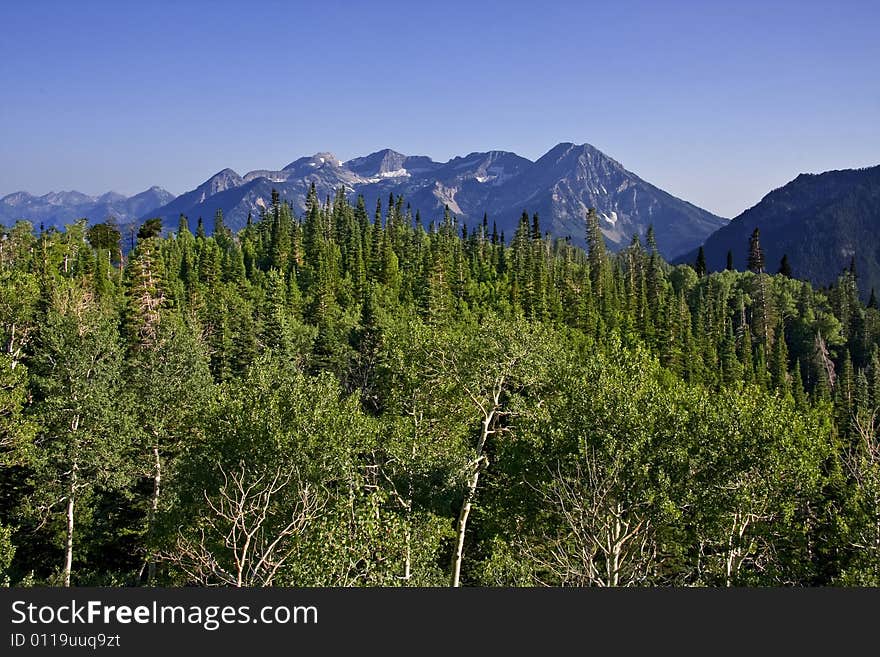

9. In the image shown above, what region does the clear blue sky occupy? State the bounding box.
[1,0,878,217]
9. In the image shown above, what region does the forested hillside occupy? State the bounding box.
[1,185,879,587]
[681,165,880,300]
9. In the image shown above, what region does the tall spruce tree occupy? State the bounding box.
[694,246,707,277]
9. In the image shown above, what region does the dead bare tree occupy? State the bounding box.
[163,463,323,587]
[701,471,775,587]
[527,454,657,587]
[814,331,836,389]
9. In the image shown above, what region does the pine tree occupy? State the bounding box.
[720,323,742,386]
[124,236,166,347]
[778,254,793,278]
[726,250,734,271]
[835,349,855,416]
[791,360,807,408]
[747,227,773,346]
[269,199,292,272]
[349,283,384,410]
[176,214,190,238]
[869,348,880,408]
[694,246,707,277]
[261,268,293,361]
[137,218,163,241]
[586,208,608,301]
[213,209,231,250]
[748,228,765,274]
[770,321,790,395]
[86,220,122,267]
[740,326,755,384]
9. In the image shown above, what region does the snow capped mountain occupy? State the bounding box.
[345,149,409,177]
[345,149,443,181]
[141,144,726,258]
[283,152,344,173]
[434,151,531,185]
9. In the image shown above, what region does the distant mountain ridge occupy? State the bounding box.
[1,143,727,258]
[142,143,727,258]
[0,186,174,230]
[678,165,880,299]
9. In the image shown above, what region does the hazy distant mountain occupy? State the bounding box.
[677,165,880,299]
[0,186,174,229]
[144,143,726,259]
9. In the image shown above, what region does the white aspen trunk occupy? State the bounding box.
[725,513,736,588]
[610,504,623,587]
[403,524,411,582]
[147,443,161,582]
[873,488,880,558]
[63,460,77,588]
[726,510,750,587]
[450,466,481,588]
[403,442,414,582]
[7,323,17,369]
[450,412,493,588]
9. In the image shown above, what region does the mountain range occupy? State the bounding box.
[678,165,880,300]
[0,143,727,259]
[0,187,174,231]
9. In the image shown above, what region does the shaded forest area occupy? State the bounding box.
[1,186,879,586]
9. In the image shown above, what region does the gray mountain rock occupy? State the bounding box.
[143,143,727,258]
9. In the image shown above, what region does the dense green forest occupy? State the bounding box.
[1,185,879,587]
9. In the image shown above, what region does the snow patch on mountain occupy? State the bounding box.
[602,211,618,225]
[379,168,410,179]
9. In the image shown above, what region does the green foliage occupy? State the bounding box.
[1,189,878,586]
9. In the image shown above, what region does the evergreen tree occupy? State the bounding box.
[770,321,790,395]
[748,228,765,274]
[586,209,608,301]
[5,185,880,587]
[778,254,793,278]
[694,246,707,277]
[124,236,166,347]
[137,218,163,241]
[791,360,807,408]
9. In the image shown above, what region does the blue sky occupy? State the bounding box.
[1,0,877,217]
